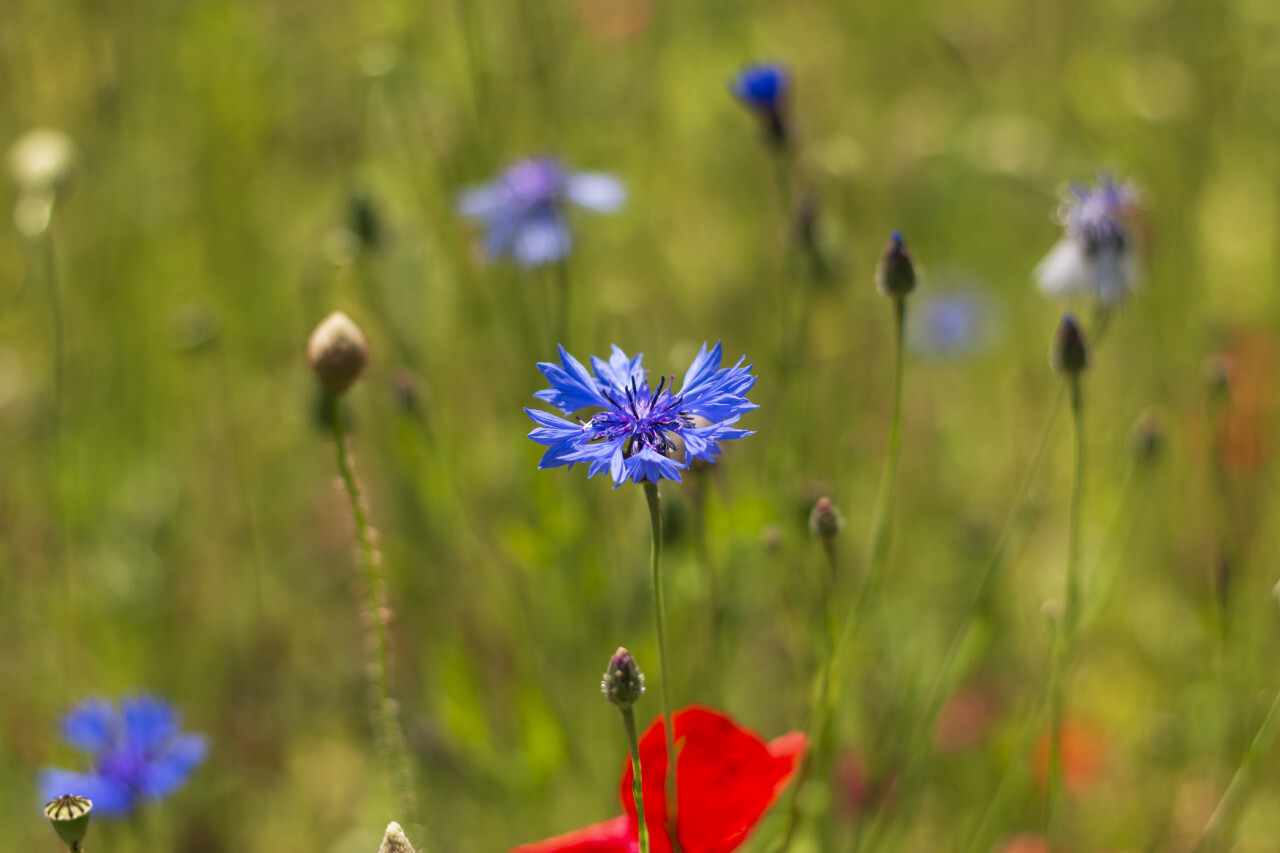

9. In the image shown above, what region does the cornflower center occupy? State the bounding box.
[590,374,694,458]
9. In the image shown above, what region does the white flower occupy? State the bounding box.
[1035,176,1139,307]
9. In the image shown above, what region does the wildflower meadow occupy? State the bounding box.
[4,1,1280,852]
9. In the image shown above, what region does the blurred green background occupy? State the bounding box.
[4,0,1280,851]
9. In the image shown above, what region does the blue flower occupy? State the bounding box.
[457,158,626,268]
[38,695,207,817]
[730,63,789,113]
[730,63,791,147]
[525,342,758,486]
[909,290,1000,358]
[1035,174,1139,306]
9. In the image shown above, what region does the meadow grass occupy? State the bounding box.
[5,1,1280,851]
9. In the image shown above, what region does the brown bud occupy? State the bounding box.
[808,497,843,542]
[876,231,916,298]
[1051,314,1088,375]
[308,311,369,396]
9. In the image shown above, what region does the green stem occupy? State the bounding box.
[859,384,1067,850]
[779,297,908,853]
[775,538,839,853]
[330,403,418,827]
[1192,688,1280,853]
[621,706,651,853]
[643,481,678,851]
[860,296,907,614]
[1046,373,1084,837]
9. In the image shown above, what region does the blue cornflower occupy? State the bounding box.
[457,157,626,268]
[909,290,1000,358]
[1035,175,1139,306]
[730,63,791,147]
[39,695,207,817]
[525,342,758,486]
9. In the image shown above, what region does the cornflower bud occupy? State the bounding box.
[44,794,92,851]
[601,647,645,709]
[1051,314,1088,375]
[1130,408,1164,463]
[808,497,843,542]
[307,311,369,396]
[876,231,917,298]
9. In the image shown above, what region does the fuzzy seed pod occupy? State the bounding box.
[308,311,369,396]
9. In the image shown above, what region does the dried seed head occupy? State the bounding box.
[45,794,92,850]
[601,647,645,709]
[1051,314,1088,375]
[809,497,843,542]
[876,231,917,298]
[308,311,369,396]
[378,822,416,853]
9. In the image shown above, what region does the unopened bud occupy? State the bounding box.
[308,311,369,396]
[1051,314,1088,374]
[809,497,843,542]
[378,821,416,853]
[44,794,92,851]
[601,647,645,709]
[1130,408,1164,462]
[876,231,916,298]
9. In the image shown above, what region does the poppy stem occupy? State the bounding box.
[643,480,679,851]
[1045,373,1084,838]
[331,404,418,829]
[620,705,651,853]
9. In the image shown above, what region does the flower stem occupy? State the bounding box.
[330,402,418,827]
[776,537,839,853]
[621,705,651,853]
[858,384,1067,850]
[1046,373,1084,838]
[859,295,908,615]
[643,481,678,850]
[778,296,909,853]
[1192,687,1280,853]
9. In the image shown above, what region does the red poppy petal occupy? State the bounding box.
[618,706,807,853]
[512,815,638,853]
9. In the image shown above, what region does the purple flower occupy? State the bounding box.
[39,695,207,817]
[457,158,626,268]
[525,343,758,486]
[1035,175,1139,306]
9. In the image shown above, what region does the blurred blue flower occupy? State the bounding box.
[1035,174,1139,306]
[731,63,789,112]
[909,290,1000,358]
[39,695,207,818]
[730,63,791,147]
[457,158,626,268]
[525,342,758,486]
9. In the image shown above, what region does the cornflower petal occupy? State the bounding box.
[61,698,118,754]
[38,768,134,818]
[565,173,627,212]
[137,734,208,799]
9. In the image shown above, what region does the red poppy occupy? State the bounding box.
[514,706,806,853]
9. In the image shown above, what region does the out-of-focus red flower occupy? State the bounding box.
[514,706,805,853]
[1033,718,1107,795]
[997,833,1052,853]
